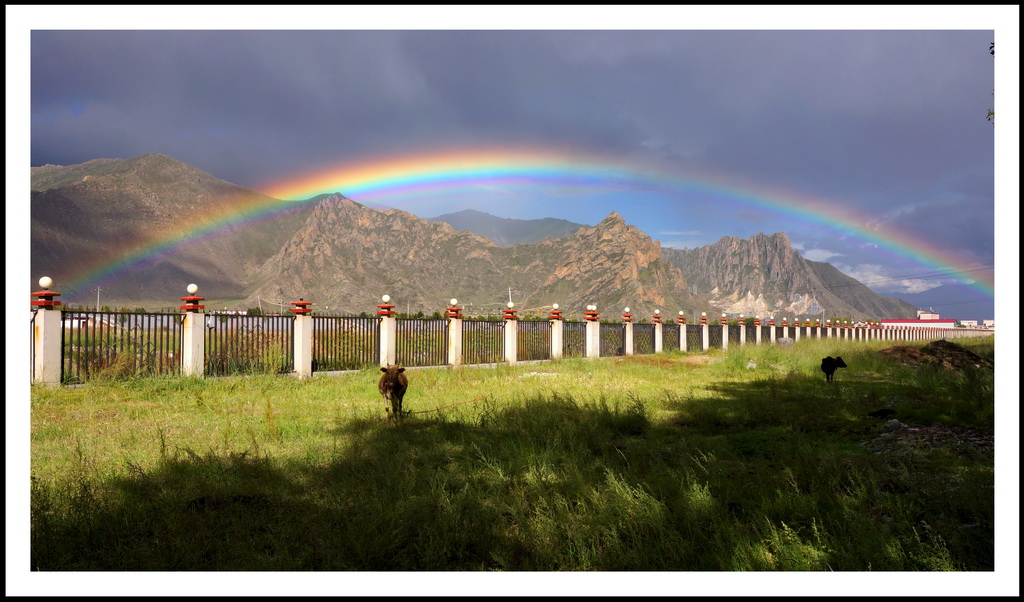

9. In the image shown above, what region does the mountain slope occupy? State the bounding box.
[428,209,587,247]
[662,233,918,320]
[31,154,316,302]
[245,194,508,313]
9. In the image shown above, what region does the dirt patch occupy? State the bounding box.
[878,339,993,372]
[861,422,994,457]
[679,355,718,365]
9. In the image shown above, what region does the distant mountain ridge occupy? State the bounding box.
[31,154,918,319]
[662,234,918,320]
[428,209,587,247]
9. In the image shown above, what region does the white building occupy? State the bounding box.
[880,318,958,329]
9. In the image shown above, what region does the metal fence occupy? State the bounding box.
[562,321,586,358]
[633,323,655,355]
[206,313,293,376]
[707,324,723,349]
[517,320,550,361]
[312,316,379,371]
[663,324,679,351]
[48,308,912,386]
[61,310,182,384]
[686,324,702,351]
[745,324,758,343]
[396,318,448,367]
[600,322,626,357]
[463,319,504,365]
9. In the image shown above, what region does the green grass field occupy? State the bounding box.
[28,337,996,573]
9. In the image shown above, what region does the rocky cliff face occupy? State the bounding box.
[246,194,508,313]
[663,233,918,320]
[247,201,709,317]
[504,212,707,317]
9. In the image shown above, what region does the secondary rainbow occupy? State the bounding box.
[60,148,994,299]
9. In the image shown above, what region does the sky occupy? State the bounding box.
[7,6,1021,596]
[12,6,1019,325]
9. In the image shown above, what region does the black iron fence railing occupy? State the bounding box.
[686,324,702,351]
[663,324,679,351]
[205,313,293,376]
[633,323,655,355]
[562,321,586,358]
[517,320,550,362]
[463,319,504,365]
[43,307,974,386]
[600,322,626,357]
[396,318,448,367]
[707,324,723,349]
[312,316,379,371]
[60,310,182,384]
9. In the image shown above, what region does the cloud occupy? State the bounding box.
[836,263,944,295]
[802,248,843,262]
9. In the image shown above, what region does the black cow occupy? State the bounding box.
[820,356,847,382]
[378,364,409,421]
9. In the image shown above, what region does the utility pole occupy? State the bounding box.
[96,287,101,311]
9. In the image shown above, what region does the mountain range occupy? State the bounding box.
[31,154,918,320]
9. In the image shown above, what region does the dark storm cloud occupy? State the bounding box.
[29,29,991,190]
[30,29,995,208]
[23,18,1005,313]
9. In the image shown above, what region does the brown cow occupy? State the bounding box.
[378,364,409,421]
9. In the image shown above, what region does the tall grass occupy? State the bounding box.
[29,337,995,571]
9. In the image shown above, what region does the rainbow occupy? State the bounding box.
[60,147,994,299]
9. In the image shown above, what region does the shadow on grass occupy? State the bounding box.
[31,383,994,571]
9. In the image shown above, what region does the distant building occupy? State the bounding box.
[983,319,995,329]
[959,320,978,328]
[916,310,941,320]
[881,318,957,329]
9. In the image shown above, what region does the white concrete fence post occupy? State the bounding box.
[653,310,663,353]
[503,302,518,365]
[446,299,463,367]
[31,276,62,386]
[291,298,313,378]
[585,305,601,358]
[677,312,688,352]
[622,308,634,356]
[378,295,397,367]
[549,304,564,360]
[180,283,206,378]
